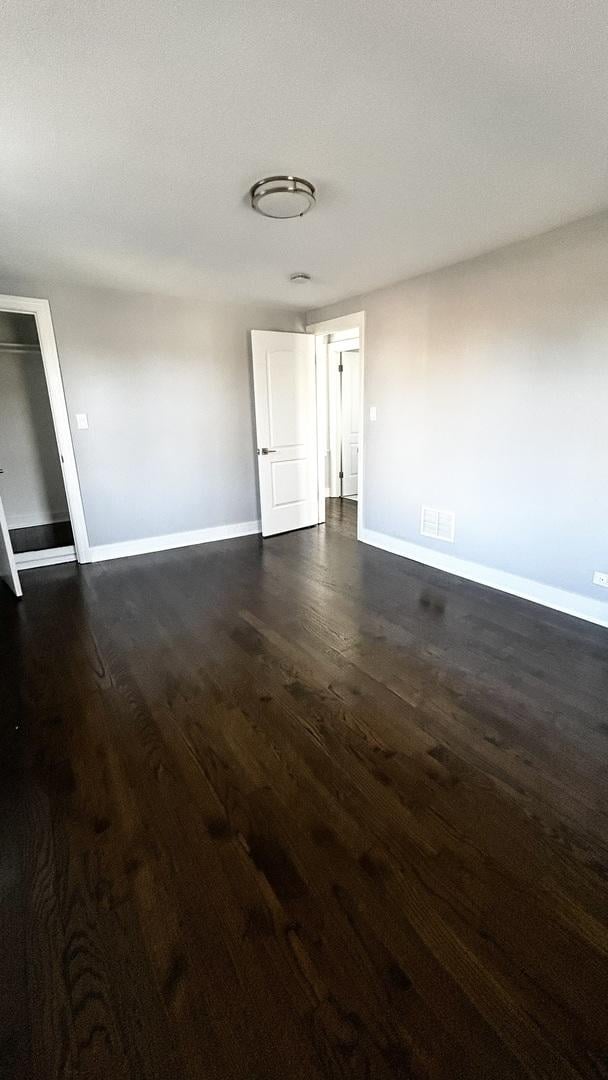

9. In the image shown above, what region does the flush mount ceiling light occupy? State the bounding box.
[250,175,316,219]
[289,272,311,283]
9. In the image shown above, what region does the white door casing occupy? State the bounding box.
[251,331,319,537]
[0,492,22,597]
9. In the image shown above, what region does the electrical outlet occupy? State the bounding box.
[593,571,608,589]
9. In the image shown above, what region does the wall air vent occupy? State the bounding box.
[420,506,455,543]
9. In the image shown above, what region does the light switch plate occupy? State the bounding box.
[369,405,377,422]
[76,413,89,430]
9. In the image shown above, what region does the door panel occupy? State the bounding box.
[267,350,309,447]
[272,458,308,507]
[251,331,319,537]
[341,349,360,497]
[0,492,22,597]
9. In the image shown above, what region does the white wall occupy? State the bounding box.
[308,212,608,614]
[0,313,68,529]
[0,279,301,547]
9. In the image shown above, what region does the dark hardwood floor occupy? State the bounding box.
[1,498,608,1080]
[9,519,74,554]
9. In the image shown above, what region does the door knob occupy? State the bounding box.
[259,448,277,455]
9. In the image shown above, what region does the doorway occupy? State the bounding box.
[327,334,361,503]
[0,295,90,597]
[250,312,364,540]
[308,312,364,538]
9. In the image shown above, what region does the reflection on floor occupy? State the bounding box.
[9,519,74,554]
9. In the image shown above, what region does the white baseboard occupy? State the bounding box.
[8,511,70,530]
[90,519,261,564]
[15,545,76,570]
[359,527,608,630]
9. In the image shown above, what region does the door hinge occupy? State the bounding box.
[339,470,344,479]
[338,363,343,372]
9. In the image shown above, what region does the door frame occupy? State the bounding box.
[307,311,365,540]
[0,294,91,563]
[0,488,22,597]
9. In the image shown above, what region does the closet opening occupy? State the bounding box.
[0,297,90,598]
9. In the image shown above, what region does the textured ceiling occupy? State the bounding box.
[2,0,607,307]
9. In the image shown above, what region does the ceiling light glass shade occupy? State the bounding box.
[251,176,316,218]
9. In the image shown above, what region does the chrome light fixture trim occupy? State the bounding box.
[250,175,316,218]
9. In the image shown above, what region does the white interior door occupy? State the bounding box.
[0,491,22,597]
[340,348,360,497]
[251,330,319,537]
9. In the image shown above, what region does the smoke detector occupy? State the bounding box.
[251,176,316,219]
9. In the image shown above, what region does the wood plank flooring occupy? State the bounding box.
[1,498,607,1079]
